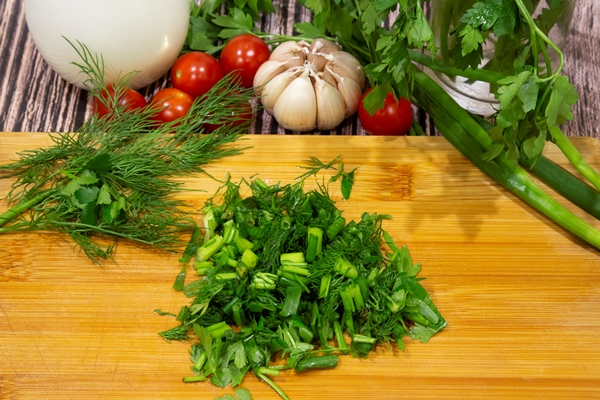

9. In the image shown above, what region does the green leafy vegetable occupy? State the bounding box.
[0,41,254,264]
[296,0,600,251]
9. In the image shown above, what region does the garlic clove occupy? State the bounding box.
[261,67,301,114]
[318,70,338,89]
[273,70,317,132]
[338,77,363,117]
[326,51,365,89]
[326,65,363,117]
[269,41,307,66]
[314,76,346,131]
[309,38,341,54]
[253,60,289,95]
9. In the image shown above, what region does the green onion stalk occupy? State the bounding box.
[295,0,600,252]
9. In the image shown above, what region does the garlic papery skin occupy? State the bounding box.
[307,38,340,70]
[314,76,346,131]
[326,51,365,89]
[309,38,341,55]
[261,67,302,114]
[273,69,317,132]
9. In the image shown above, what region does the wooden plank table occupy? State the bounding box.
[1,134,599,399]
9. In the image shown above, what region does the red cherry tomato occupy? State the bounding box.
[358,88,413,136]
[219,34,270,88]
[93,85,147,118]
[149,88,194,125]
[170,52,224,98]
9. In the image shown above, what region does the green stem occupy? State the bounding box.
[471,111,600,221]
[256,372,291,400]
[0,191,54,228]
[522,155,600,220]
[411,67,493,150]
[537,36,553,77]
[549,126,600,191]
[514,0,565,80]
[414,74,600,251]
[45,221,187,248]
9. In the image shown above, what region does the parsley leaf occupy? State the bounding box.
[212,9,254,39]
[458,25,485,56]
[293,22,326,39]
[496,71,533,109]
[460,0,517,37]
[545,75,578,127]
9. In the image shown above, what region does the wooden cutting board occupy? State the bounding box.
[1,133,599,399]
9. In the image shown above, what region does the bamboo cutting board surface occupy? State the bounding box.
[1,133,599,399]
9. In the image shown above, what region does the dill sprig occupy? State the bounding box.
[0,41,255,264]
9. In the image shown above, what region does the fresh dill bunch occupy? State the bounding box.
[0,41,256,264]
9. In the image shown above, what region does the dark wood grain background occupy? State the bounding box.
[0,0,598,137]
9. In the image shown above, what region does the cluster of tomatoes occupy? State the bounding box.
[93,33,414,135]
[93,34,271,128]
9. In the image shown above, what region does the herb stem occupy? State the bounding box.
[514,0,565,80]
[549,126,600,191]
[0,190,54,228]
[256,372,291,400]
[49,221,189,247]
[522,155,600,220]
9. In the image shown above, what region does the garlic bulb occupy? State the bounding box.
[253,39,364,132]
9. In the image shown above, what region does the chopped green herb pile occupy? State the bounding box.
[160,165,446,399]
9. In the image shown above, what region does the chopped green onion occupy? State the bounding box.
[306,226,323,261]
[326,216,345,240]
[334,257,359,280]
[206,321,231,339]
[280,252,305,264]
[182,375,206,383]
[280,285,303,317]
[294,355,339,372]
[196,235,224,262]
[318,275,332,299]
[233,235,254,254]
[241,248,259,270]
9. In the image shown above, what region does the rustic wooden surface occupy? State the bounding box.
[1,134,599,399]
[0,0,598,137]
